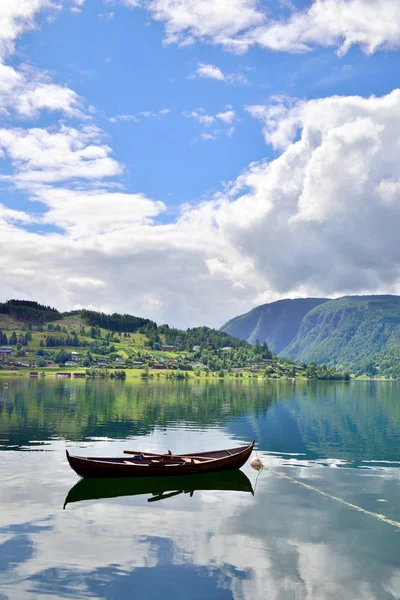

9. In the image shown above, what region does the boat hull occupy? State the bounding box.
[66,441,254,479]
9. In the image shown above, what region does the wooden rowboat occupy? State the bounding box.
[63,470,254,508]
[66,440,255,479]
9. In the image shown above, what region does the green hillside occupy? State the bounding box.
[220,298,329,352]
[0,299,279,378]
[284,295,400,371]
[220,294,400,377]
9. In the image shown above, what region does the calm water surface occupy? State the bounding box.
[0,378,399,599]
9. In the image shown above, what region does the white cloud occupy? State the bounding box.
[193,63,249,84]
[143,0,265,52]
[108,109,170,123]
[216,109,236,124]
[218,89,400,297]
[121,0,400,56]
[195,63,226,81]
[38,187,166,237]
[183,110,216,127]
[0,63,82,119]
[0,0,52,60]
[0,3,85,121]
[250,0,400,56]
[183,108,238,140]
[0,125,122,185]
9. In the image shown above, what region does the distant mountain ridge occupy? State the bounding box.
[220,295,400,375]
[220,298,329,353]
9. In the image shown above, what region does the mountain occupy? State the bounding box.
[220,298,329,353]
[221,294,400,375]
[284,295,400,368]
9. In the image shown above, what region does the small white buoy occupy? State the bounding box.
[250,456,263,470]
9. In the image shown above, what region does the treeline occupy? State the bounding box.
[42,334,81,348]
[80,310,156,333]
[0,300,60,324]
[304,362,351,381]
[0,330,32,346]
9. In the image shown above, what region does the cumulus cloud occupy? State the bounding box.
[216,109,236,124]
[193,63,249,84]
[122,0,400,56]
[0,125,121,185]
[0,2,85,120]
[0,1,85,59]
[0,0,51,60]
[143,0,264,52]
[251,0,400,56]
[0,63,82,119]
[219,89,400,297]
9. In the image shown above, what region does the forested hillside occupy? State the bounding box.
[220,298,329,352]
[284,296,400,371]
[0,300,248,351]
[222,295,400,376]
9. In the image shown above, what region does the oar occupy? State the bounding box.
[147,490,183,502]
[123,450,177,458]
[123,450,211,461]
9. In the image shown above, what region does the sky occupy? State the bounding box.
[1,0,400,328]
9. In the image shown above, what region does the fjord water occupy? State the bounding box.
[0,379,399,600]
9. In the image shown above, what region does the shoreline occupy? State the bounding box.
[0,368,391,382]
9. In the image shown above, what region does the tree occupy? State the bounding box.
[9,331,17,345]
[55,350,72,365]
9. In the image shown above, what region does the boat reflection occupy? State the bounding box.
[64,470,254,508]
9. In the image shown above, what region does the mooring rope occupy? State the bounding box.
[258,464,400,531]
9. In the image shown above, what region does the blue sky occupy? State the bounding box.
[1,0,400,327]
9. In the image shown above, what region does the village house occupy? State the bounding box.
[71,351,80,362]
[221,347,232,352]
[160,345,178,352]
[192,346,200,351]
[0,347,12,355]
[151,363,165,369]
